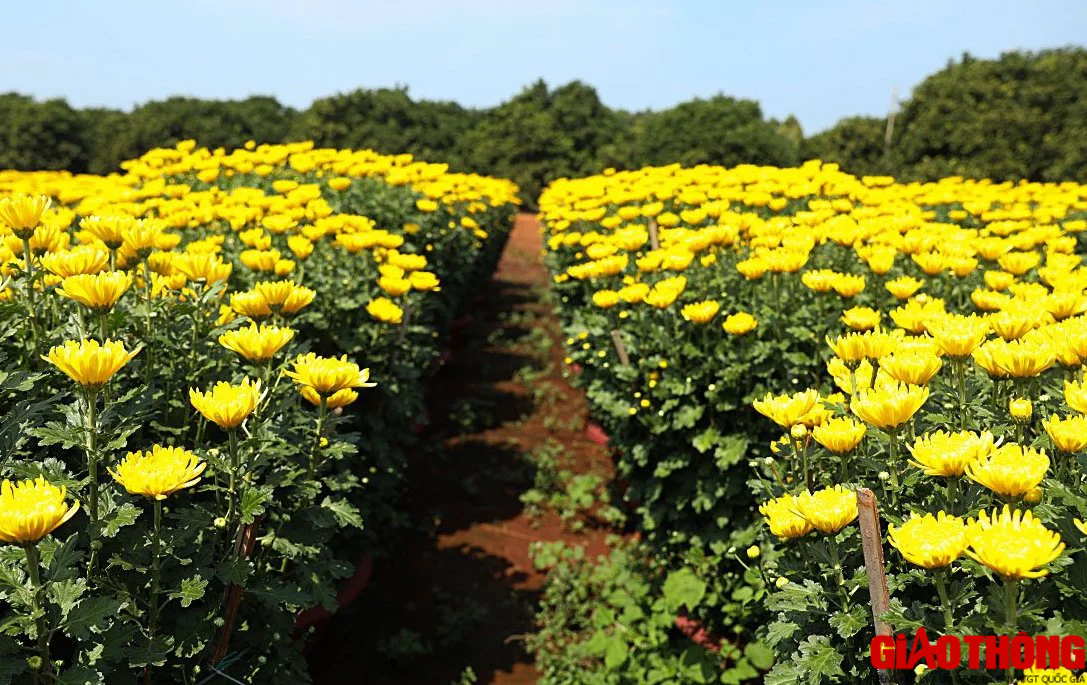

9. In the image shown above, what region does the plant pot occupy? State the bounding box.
[585,421,609,446]
[675,613,722,653]
[295,552,374,635]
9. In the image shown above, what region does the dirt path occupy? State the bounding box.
[309,214,615,684]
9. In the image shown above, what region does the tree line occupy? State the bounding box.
[3,47,1086,203]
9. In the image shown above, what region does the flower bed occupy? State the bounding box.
[0,141,518,683]
[537,161,1087,681]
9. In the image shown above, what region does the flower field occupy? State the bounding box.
[538,162,1087,683]
[0,141,518,683]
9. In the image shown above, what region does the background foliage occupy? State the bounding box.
[4,48,1086,204]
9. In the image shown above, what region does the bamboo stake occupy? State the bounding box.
[857,488,895,685]
[610,330,630,367]
[210,516,264,668]
[648,218,660,251]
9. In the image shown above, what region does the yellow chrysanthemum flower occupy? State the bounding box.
[1042,414,1087,453]
[39,245,110,278]
[722,312,757,335]
[926,313,990,358]
[1064,379,1087,414]
[109,445,206,500]
[680,300,720,324]
[840,306,881,331]
[43,339,140,390]
[851,382,929,431]
[283,353,376,398]
[795,485,858,534]
[218,323,295,363]
[811,417,867,454]
[966,506,1063,580]
[758,494,813,540]
[0,477,80,544]
[908,429,994,477]
[300,386,359,409]
[888,512,968,569]
[0,194,52,239]
[56,271,133,311]
[231,290,273,320]
[879,350,943,386]
[189,378,262,429]
[366,297,404,324]
[753,389,819,429]
[965,444,1049,498]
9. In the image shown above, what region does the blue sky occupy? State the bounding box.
[2,0,1085,133]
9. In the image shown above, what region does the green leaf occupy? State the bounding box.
[721,659,759,684]
[53,664,102,685]
[765,620,799,647]
[60,598,125,641]
[829,605,868,639]
[604,637,628,670]
[48,579,87,617]
[795,635,845,685]
[99,502,140,538]
[46,534,82,580]
[169,575,207,608]
[763,660,802,685]
[240,485,272,523]
[661,568,706,613]
[321,497,364,529]
[744,641,775,670]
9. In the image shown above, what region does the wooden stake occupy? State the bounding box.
[210,516,264,668]
[647,218,660,251]
[857,488,895,684]
[610,330,630,367]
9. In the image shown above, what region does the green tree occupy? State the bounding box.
[634,95,798,169]
[893,48,1087,182]
[296,87,481,167]
[801,116,891,177]
[0,93,89,172]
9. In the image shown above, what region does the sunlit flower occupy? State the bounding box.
[1042,414,1087,453]
[966,506,1063,579]
[879,350,943,386]
[909,429,994,477]
[722,312,757,335]
[965,444,1049,498]
[109,445,206,500]
[759,494,813,539]
[681,300,720,324]
[43,339,139,389]
[753,389,820,429]
[888,512,968,569]
[840,306,881,331]
[367,297,404,324]
[811,417,867,454]
[0,195,51,239]
[189,378,262,429]
[851,382,929,431]
[283,353,376,398]
[219,323,295,363]
[0,477,79,544]
[56,271,132,311]
[795,485,858,534]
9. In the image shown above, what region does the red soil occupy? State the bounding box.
[309,214,616,684]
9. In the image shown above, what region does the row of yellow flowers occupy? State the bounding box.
[537,160,1087,683]
[0,142,517,683]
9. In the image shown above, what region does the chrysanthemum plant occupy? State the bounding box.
[0,140,518,683]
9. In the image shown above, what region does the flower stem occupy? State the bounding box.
[225,429,240,535]
[826,533,850,610]
[308,396,328,480]
[1005,578,1018,683]
[148,499,163,650]
[21,238,40,357]
[24,543,51,684]
[84,390,100,576]
[955,358,968,431]
[886,429,901,508]
[935,569,954,631]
